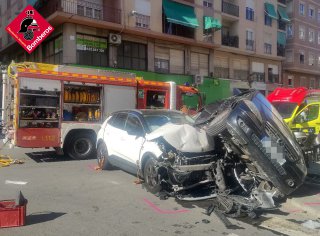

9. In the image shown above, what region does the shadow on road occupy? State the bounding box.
[27,212,66,225]
[26,151,95,163]
[26,151,73,163]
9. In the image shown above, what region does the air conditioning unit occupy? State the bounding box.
[193,75,204,85]
[109,33,122,45]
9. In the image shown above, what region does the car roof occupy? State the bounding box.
[111,109,184,117]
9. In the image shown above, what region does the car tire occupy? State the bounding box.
[65,132,96,160]
[143,158,162,194]
[97,142,112,170]
[205,109,231,137]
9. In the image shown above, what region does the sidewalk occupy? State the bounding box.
[284,162,320,218]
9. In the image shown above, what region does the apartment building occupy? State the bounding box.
[0,0,288,97]
[282,0,320,89]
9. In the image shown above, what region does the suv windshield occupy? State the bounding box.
[143,113,194,132]
[272,102,298,119]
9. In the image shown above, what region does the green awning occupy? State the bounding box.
[163,0,199,28]
[204,16,222,30]
[277,31,286,46]
[278,6,290,22]
[265,3,278,20]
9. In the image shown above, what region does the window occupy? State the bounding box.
[300,51,305,64]
[265,14,272,26]
[309,6,314,18]
[203,0,213,8]
[76,34,108,67]
[125,115,144,136]
[77,5,85,16]
[299,2,305,16]
[246,30,254,51]
[85,7,93,18]
[299,25,305,40]
[264,43,272,54]
[318,55,320,65]
[309,53,315,66]
[155,58,169,73]
[288,76,294,87]
[318,10,320,22]
[112,113,128,130]
[43,35,63,64]
[94,9,101,19]
[190,52,209,76]
[309,29,315,43]
[287,24,293,38]
[286,50,293,62]
[117,41,147,71]
[246,7,254,21]
[136,13,150,29]
[310,78,315,88]
[318,32,320,44]
[296,104,319,123]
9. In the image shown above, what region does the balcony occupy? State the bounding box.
[278,20,286,31]
[214,67,229,79]
[222,1,239,17]
[234,70,249,80]
[222,35,239,48]
[246,39,255,51]
[277,44,285,57]
[278,0,286,5]
[37,0,122,24]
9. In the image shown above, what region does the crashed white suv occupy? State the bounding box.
[96,109,215,198]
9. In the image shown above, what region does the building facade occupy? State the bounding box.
[282,0,320,88]
[0,0,288,99]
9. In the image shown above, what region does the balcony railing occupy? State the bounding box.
[268,74,279,83]
[277,44,285,57]
[246,39,255,51]
[222,35,239,48]
[278,0,286,5]
[252,72,265,82]
[222,1,239,17]
[234,70,249,81]
[37,0,122,24]
[278,20,286,31]
[213,67,229,79]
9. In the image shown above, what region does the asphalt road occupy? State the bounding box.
[0,146,319,236]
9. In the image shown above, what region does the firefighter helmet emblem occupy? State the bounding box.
[18,10,40,40]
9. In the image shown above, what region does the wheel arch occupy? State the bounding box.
[140,152,157,178]
[63,129,97,149]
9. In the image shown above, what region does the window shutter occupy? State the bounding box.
[170,49,184,74]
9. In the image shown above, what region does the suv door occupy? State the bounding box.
[106,112,128,159]
[119,114,146,165]
[292,104,320,134]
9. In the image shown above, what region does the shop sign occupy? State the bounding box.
[76,37,107,53]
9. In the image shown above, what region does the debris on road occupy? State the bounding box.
[302,220,320,230]
[0,155,24,167]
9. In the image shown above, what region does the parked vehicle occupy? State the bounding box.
[1,62,201,159]
[97,90,307,213]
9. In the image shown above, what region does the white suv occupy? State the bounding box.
[96,109,215,197]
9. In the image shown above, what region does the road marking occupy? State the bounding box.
[259,217,319,236]
[5,180,28,185]
[143,198,189,214]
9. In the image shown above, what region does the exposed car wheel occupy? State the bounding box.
[205,109,231,137]
[97,142,112,170]
[65,132,96,160]
[143,158,162,194]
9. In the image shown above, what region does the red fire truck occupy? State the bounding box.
[1,62,201,159]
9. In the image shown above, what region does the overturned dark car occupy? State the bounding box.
[96,90,307,212]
